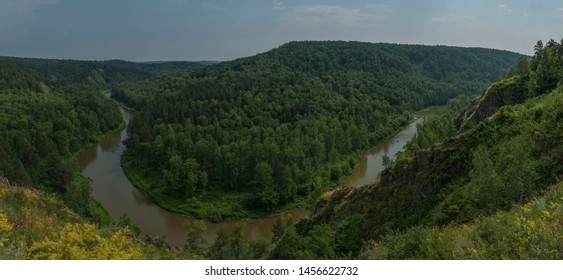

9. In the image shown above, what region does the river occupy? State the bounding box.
[78,108,434,247]
[343,109,435,187]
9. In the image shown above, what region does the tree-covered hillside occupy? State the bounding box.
[0,56,201,88]
[0,57,199,223]
[113,41,521,219]
[0,179,203,260]
[275,39,562,259]
[0,57,203,259]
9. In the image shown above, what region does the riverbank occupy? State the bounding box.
[72,90,126,158]
[121,151,309,221]
[71,121,125,158]
[79,105,437,246]
[118,108,434,221]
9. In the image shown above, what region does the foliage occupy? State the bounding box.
[368,182,563,259]
[114,41,520,217]
[22,223,144,260]
[184,220,208,256]
[0,182,151,259]
[0,56,205,259]
[280,39,562,259]
[0,60,121,222]
[0,211,13,251]
[0,56,201,223]
[0,56,201,88]
[396,94,473,161]
[205,223,271,260]
[269,224,340,260]
[3,39,559,260]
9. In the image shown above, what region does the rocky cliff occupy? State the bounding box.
[455,76,529,131]
[295,41,563,256]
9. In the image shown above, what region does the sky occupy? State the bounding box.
[0,0,562,61]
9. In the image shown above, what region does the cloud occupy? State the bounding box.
[498,4,512,14]
[200,2,224,11]
[367,4,392,13]
[0,0,61,16]
[523,12,529,18]
[272,0,284,10]
[431,13,474,23]
[279,4,388,31]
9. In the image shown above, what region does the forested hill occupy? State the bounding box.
[113,41,522,219]
[0,57,200,224]
[275,39,563,259]
[0,56,201,88]
[0,56,206,259]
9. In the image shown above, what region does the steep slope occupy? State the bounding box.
[0,178,204,260]
[368,181,563,259]
[278,39,562,259]
[457,39,563,130]
[0,57,200,223]
[0,178,143,259]
[113,41,521,219]
[0,60,122,223]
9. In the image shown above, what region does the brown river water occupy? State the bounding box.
[78,108,434,247]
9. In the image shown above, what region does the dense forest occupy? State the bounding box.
[269,39,562,259]
[113,41,521,218]
[1,39,561,260]
[0,57,201,222]
[0,57,206,259]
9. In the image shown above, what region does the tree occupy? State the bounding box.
[255,161,280,210]
[534,40,544,55]
[258,186,280,211]
[112,42,522,217]
[22,223,144,260]
[382,154,391,169]
[271,215,292,243]
[183,158,208,197]
[164,155,208,198]
[184,220,207,256]
[207,228,229,259]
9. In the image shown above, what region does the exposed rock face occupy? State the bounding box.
[380,137,467,200]
[300,76,531,239]
[456,77,528,131]
[299,134,472,239]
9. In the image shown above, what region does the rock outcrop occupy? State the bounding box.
[455,76,528,131]
[298,133,473,240]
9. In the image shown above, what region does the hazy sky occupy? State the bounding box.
[1,0,561,61]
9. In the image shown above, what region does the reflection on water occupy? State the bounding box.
[78,108,310,247]
[78,107,433,247]
[343,109,435,187]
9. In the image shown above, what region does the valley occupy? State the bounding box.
[1,39,561,260]
[77,103,435,246]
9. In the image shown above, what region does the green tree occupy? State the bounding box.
[184,220,207,256]
[382,154,391,169]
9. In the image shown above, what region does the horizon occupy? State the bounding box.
[0,40,529,63]
[1,0,562,61]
